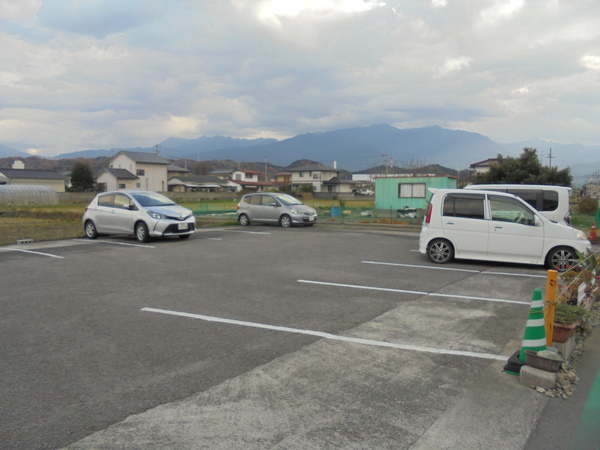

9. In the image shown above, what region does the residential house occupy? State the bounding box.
[289,163,342,192]
[167,163,191,178]
[168,175,234,192]
[583,182,600,199]
[211,169,287,192]
[96,168,140,192]
[275,172,292,183]
[322,177,357,194]
[470,158,498,174]
[375,175,457,214]
[98,150,170,192]
[0,161,67,192]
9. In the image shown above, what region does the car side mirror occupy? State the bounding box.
[129,204,136,210]
[271,202,279,207]
[534,215,541,226]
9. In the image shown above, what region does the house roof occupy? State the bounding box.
[289,163,339,172]
[0,168,66,180]
[99,168,139,180]
[470,158,498,168]
[322,177,356,185]
[114,150,170,165]
[169,175,227,185]
[211,169,260,175]
[167,164,190,173]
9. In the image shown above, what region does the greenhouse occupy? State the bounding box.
[0,185,58,205]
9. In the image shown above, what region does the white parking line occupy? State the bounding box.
[220,229,271,235]
[297,279,529,305]
[2,248,64,259]
[74,239,155,248]
[362,261,546,278]
[141,307,507,361]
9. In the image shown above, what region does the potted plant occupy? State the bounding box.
[553,302,588,343]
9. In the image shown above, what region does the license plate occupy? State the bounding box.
[178,223,188,230]
[308,216,314,222]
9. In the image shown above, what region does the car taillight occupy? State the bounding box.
[425,203,432,224]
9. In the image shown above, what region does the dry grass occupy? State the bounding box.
[0,216,84,246]
[0,207,85,246]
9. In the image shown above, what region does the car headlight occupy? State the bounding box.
[573,229,588,241]
[148,211,168,219]
[290,209,300,215]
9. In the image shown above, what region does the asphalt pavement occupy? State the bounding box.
[2,228,599,449]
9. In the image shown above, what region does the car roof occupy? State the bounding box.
[465,184,572,192]
[430,188,521,198]
[98,190,154,195]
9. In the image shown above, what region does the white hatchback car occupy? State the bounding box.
[82,190,196,242]
[419,189,591,272]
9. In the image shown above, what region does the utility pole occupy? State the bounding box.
[382,154,388,176]
[264,155,268,182]
[547,148,553,168]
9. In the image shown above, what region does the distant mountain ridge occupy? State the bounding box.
[2,124,599,184]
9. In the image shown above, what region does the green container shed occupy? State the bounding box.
[374,175,457,216]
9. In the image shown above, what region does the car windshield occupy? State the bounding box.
[275,194,303,206]
[131,192,176,207]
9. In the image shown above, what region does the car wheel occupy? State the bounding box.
[135,222,150,243]
[179,234,191,240]
[427,239,454,264]
[279,214,292,228]
[238,214,250,226]
[84,220,98,239]
[546,247,578,272]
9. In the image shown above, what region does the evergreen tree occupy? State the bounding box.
[70,161,95,191]
[472,148,572,186]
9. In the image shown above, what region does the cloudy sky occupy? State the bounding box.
[1,0,599,157]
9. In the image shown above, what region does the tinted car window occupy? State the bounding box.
[489,196,535,225]
[510,190,539,209]
[98,195,114,207]
[541,191,559,211]
[443,194,485,219]
[248,195,261,205]
[261,195,276,206]
[114,194,132,210]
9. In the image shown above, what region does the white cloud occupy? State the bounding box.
[1,0,600,155]
[0,0,42,21]
[582,55,600,70]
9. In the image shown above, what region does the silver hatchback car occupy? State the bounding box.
[82,190,196,242]
[237,193,317,228]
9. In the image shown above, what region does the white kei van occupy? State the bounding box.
[464,184,572,225]
[419,189,591,271]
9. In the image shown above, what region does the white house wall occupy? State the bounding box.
[97,173,138,191]
[110,155,167,192]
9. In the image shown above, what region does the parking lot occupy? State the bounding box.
[1,225,553,448]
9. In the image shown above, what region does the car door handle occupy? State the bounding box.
[445,221,455,225]
[494,225,503,229]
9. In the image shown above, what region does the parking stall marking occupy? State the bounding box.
[1,248,64,259]
[362,261,547,278]
[219,229,271,235]
[297,279,529,305]
[74,239,156,248]
[141,307,507,361]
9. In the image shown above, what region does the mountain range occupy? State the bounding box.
[1,124,599,185]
